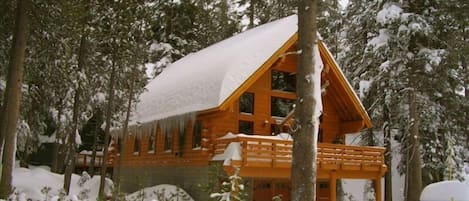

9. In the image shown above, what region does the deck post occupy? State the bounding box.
[375,178,382,201]
[330,172,337,201]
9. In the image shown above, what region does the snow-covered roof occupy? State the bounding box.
[131,15,298,124]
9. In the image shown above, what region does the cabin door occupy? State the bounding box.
[317,181,330,201]
[253,179,291,201]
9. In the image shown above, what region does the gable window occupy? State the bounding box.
[148,125,156,153]
[272,70,296,92]
[271,97,295,117]
[164,130,173,152]
[192,121,202,148]
[239,92,254,114]
[239,121,253,135]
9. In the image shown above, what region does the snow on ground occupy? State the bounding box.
[125,184,194,201]
[10,166,113,201]
[420,180,469,201]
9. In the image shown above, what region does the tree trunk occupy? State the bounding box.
[63,33,87,194]
[99,59,117,199]
[383,93,393,201]
[88,122,99,176]
[0,0,28,198]
[405,90,422,201]
[113,67,136,200]
[51,102,63,173]
[463,35,468,149]
[248,0,256,29]
[291,1,319,201]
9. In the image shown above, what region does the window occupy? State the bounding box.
[239,92,254,114]
[117,136,122,154]
[192,121,202,148]
[148,125,156,152]
[272,70,296,92]
[164,129,173,152]
[133,136,141,153]
[239,121,253,134]
[271,97,295,117]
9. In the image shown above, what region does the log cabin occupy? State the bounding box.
[112,15,387,201]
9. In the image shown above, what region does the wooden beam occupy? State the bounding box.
[375,178,382,201]
[330,172,337,201]
[340,120,365,134]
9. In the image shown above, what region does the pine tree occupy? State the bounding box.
[0,0,28,198]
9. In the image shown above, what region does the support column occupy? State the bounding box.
[375,178,382,201]
[330,172,337,201]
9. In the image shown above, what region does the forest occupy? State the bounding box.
[0,0,468,201]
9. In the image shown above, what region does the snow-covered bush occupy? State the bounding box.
[210,168,247,201]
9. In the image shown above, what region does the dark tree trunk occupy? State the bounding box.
[113,67,136,200]
[63,33,88,194]
[383,93,393,201]
[405,90,422,201]
[88,123,99,176]
[51,103,63,173]
[0,0,28,198]
[99,60,117,198]
[291,1,319,201]
[0,0,28,199]
[248,0,256,29]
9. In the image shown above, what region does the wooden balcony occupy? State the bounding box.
[75,152,115,167]
[212,134,387,180]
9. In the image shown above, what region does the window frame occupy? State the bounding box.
[238,120,254,135]
[239,92,255,115]
[271,70,296,92]
[270,96,295,118]
[163,129,173,152]
[192,121,203,149]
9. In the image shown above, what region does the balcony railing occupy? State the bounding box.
[76,152,115,167]
[212,134,386,172]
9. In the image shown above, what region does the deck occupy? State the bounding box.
[212,135,387,180]
[75,152,115,167]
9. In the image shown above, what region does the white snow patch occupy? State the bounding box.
[125,184,194,201]
[359,80,371,99]
[11,166,113,201]
[131,15,298,125]
[368,29,390,51]
[212,142,242,166]
[377,3,403,25]
[420,180,469,201]
[75,129,82,146]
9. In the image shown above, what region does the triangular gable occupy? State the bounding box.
[132,15,371,130]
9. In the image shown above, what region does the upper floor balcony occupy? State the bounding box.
[212,133,387,180]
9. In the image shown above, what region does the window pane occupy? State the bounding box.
[271,97,295,117]
[148,126,156,152]
[272,70,296,92]
[133,135,140,153]
[164,130,173,151]
[192,121,202,148]
[239,92,254,114]
[239,121,253,134]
